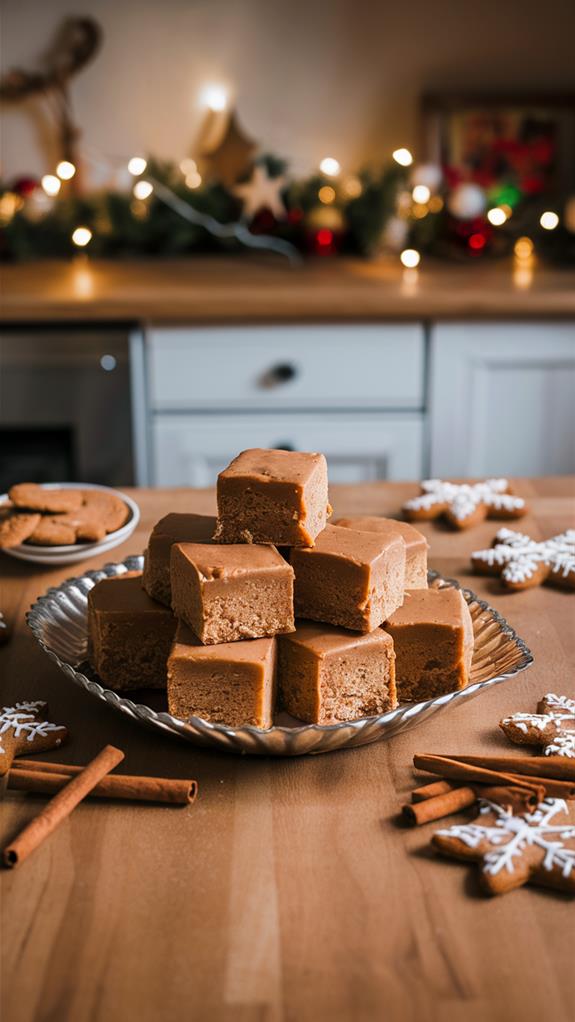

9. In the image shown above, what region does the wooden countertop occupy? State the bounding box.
[2,256,575,324]
[1,477,574,1021]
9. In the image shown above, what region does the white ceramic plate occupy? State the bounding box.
[27,556,534,756]
[1,483,140,565]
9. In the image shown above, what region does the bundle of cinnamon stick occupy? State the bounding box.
[3,747,198,868]
[402,752,575,826]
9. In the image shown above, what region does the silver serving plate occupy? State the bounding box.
[27,555,533,756]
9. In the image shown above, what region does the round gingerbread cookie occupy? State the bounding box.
[26,517,77,545]
[81,490,130,532]
[0,509,41,548]
[9,483,83,513]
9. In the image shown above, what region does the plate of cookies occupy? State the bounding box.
[0,483,139,565]
[27,448,534,756]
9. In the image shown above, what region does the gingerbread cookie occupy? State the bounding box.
[0,509,41,548]
[403,478,527,530]
[500,693,575,758]
[471,527,575,591]
[0,701,68,775]
[9,483,83,513]
[26,490,130,546]
[432,797,575,896]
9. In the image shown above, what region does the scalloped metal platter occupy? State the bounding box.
[27,555,533,756]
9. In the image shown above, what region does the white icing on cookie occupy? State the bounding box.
[437,798,575,878]
[0,702,66,754]
[404,479,526,523]
[472,528,575,585]
[500,691,575,758]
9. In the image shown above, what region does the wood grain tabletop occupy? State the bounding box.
[1,478,574,1022]
[2,256,575,324]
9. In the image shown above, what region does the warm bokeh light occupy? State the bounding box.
[185,171,202,189]
[180,158,197,175]
[412,184,430,204]
[56,160,76,180]
[319,157,340,177]
[343,176,362,198]
[318,185,336,204]
[514,236,534,260]
[428,195,444,213]
[200,84,228,111]
[128,156,147,176]
[412,203,428,219]
[540,210,559,230]
[41,174,61,197]
[0,192,23,224]
[392,148,413,167]
[71,226,92,247]
[133,180,154,200]
[400,248,420,268]
[487,207,507,226]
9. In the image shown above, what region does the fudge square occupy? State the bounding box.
[291,524,405,632]
[170,541,294,644]
[214,448,331,547]
[333,516,428,589]
[88,573,177,690]
[278,622,396,724]
[142,513,216,606]
[167,622,276,728]
[385,587,474,702]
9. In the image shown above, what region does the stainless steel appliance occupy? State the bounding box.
[0,327,139,491]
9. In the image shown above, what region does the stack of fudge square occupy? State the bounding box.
[88,449,474,729]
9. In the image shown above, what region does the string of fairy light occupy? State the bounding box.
[33,84,565,266]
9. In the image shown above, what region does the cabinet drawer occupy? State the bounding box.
[148,325,424,411]
[151,412,424,486]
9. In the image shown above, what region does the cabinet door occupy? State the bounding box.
[429,323,575,477]
[152,413,423,486]
[148,325,424,411]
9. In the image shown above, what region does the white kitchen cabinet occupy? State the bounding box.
[429,323,575,477]
[148,325,424,411]
[152,413,424,486]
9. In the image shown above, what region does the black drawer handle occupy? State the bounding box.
[258,363,299,388]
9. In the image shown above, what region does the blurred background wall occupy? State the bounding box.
[2,0,575,182]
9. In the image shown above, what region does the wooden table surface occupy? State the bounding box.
[2,256,575,323]
[1,479,574,1022]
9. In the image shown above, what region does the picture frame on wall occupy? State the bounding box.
[421,92,575,211]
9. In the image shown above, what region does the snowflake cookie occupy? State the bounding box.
[433,797,575,896]
[471,527,575,591]
[500,693,575,759]
[0,701,68,775]
[402,479,527,531]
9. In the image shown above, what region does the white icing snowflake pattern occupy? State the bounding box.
[472,527,575,586]
[437,798,575,881]
[0,701,66,753]
[403,478,526,524]
[501,692,575,758]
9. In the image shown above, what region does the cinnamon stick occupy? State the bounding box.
[412,754,544,795]
[504,772,575,800]
[403,782,542,826]
[403,786,476,825]
[9,767,197,804]
[411,779,459,802]
[443,753,575,783]
[2,745,124,868]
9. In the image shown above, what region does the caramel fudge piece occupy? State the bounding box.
[170,542,294,644]
[167,622,276,728]
[385,587,474,702]
[214,448,330,547]
[142,513,216,606]
[278,622,396,724]
[291,524,405,632]
[334,516,428,589]
[88,573,177,690]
